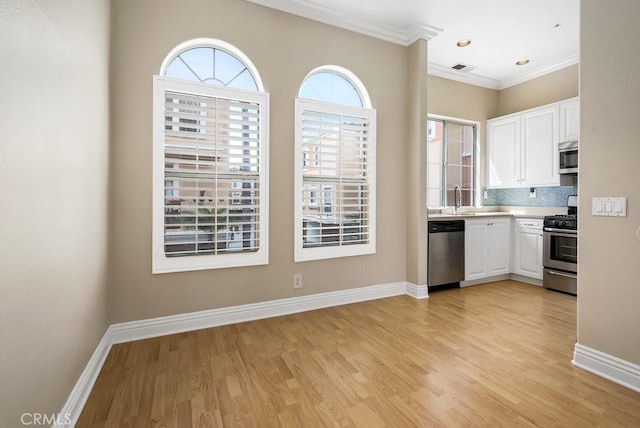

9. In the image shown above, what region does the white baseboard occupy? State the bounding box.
[55,329,113,428]
[461,274,510,287]
[509,273,543,287]
[573,343,640,393]
[60,284,640,426]
[461,274,543,288]
[110,281,409,344]
[59,281,416,425]
[405,282,429,299]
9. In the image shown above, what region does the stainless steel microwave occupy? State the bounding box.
[559,141,578,174]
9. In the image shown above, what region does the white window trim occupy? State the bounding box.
[152,76,269,273]
[294,98,376,262]
[427,114,481,209]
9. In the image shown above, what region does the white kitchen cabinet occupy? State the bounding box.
[465,218,511,282]
[513,218,543,280]
[465,220,488,280]
[487,103,564,188]
[486,115,520,188]
[521,106,559,186]
[559,97,579,142]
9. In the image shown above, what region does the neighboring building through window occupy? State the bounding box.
[153,39,269,273]
[427,118,476,208]
[295,66,376,262]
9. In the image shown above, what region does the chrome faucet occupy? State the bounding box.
[454,185,462,214]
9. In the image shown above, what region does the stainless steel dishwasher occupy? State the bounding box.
[428,220,465,289]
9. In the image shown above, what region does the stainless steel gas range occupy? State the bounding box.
[543,195,578,295]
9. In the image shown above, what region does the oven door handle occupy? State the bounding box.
[543,227,578,235]
[544,269,577,278]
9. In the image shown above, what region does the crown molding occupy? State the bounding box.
[246,0,441,45]
[428,63,502,90]
[428,53,580,91]
[406,22,443,45]
[246,0,577,89]
[498,53,580,90]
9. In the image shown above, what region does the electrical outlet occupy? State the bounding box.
[293,274,302,289]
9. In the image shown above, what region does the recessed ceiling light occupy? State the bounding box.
[456,40,471,47]
[516,60,530,66]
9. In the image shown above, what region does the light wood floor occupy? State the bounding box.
[78,281,640,427]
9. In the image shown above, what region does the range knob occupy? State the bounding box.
[560,221,567,227]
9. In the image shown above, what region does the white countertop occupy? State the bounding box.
[428,206,566,220]
[428,212,520,220]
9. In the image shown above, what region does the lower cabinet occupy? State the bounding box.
[513,218,543,280]
[465,218,511,282]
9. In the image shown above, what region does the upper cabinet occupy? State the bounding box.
[559,97,580,142]
[486,115,521,188]
[487,97,577,189]
[521,105,559,186]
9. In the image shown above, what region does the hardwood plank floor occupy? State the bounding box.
[77,281,640,427]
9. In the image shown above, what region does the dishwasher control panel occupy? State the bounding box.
[428,220,465,233]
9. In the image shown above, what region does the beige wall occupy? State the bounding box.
[6,2,633,423]
[0,0,110,425]
[578,0,640,365]
[497,64,579,117]
[428,75,499,121]
[427,75,499,191]
[406,40,429,285]
[109,0,409,322]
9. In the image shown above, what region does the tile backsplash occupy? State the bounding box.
[482,184,578,207]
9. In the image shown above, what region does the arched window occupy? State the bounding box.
[153,39,269,273]
[161,38,263,92]
[294,66,376,262]
[298,67,370,108]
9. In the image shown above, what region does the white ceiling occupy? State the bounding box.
[247,0,580,90]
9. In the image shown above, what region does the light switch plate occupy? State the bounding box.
[592,197,627,217]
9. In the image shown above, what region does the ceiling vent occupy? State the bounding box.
[451,63,476,72]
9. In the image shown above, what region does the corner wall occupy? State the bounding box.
[497,64,579,117]
[427,75,499,193]
[0,0,111,425]
[578,0,640,366]
[406,40,429,285]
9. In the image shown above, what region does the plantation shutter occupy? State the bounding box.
[296,99,376,259]
[157,80,267,263]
